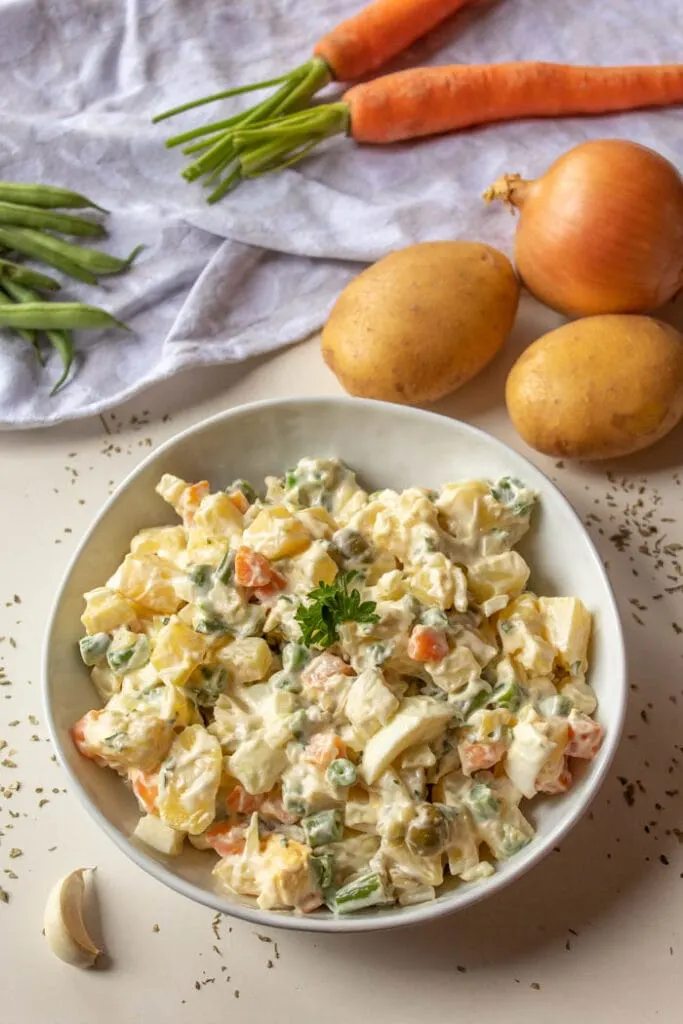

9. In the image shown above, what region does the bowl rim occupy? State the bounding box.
[42,395,627,933]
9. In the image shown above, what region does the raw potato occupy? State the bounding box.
[506,315,683,460]
[322,241,519,404]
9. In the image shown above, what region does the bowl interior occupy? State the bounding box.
[44,398,625,932]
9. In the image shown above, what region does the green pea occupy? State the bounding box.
[326,758,357,788]
[282,642,309,673]
[405,803,449,857]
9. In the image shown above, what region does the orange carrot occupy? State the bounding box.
[303,732,347,768]
[345,62,683,143]
[407,625,449,662]
[314,0,485,83]
[234,546,279,589]
[226,61,683,185]
[154,0,486,202]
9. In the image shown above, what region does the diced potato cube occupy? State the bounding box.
[113,553,184,614]
[130,526,187,568]
[186,528,229,567]
[515,632,556,676]
[242,505,310,560]
[538,597,592,672]
[156,473,187,509]
[345,669,400,740]
[467,552,530,603]
[435,480,490,537]
[151,618,207,686]
[91,665,122,702]
[193,492,244,537]
[217,637,273,684]
[81,587,138,634]
[228,734,288,794]
[426,647,480,693]
[289,542,338,588]
[505,717,556,799]
[409,553,467,611]
[133,814,186,856]
[157,725,222,834]
[296,506,338,540]
[361,698,453,785]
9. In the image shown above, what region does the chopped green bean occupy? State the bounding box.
[333,872,386,914]
[0,181,108,212]
[78,633,111,666]
[302,808,343,848]
[0,258,60,291]
[0,302,127,331]
[490,681,523,712]
[215,549,235,585]
[229,479,257,504]
[310,853,335,891]
[0,201,105,237]
[467,783,500,822]
[106,633,150,674]
[188,563,213,590]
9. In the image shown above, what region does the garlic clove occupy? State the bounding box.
[44,868,102,968]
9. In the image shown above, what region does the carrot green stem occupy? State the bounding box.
[152,73,296,123]
[234,104,349,176]
[158,58,334,201]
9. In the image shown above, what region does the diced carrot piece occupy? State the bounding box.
[225,783,263,816]
[70,710,103,760]
[407,625,449,663]
[130,768,160,814]
[235,546,279,588]
[227,490,250,515]
[179,480,210,526]
[567,716,603,759]
[259,788,300,825]
[252,567,288,603]
[302,652,354,690]
[537,761,573,795]
[205,821,247,857]
[303,732,347,768]
[458,739,507,776]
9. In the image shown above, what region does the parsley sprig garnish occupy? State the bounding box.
[295,571,380,649]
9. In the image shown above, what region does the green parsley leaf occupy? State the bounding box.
[295,571,379,649]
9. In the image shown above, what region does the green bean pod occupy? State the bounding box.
[46,329,74,394]
[0,301,128,331]
[0,227,142,277]
[0,257,60,291]
[0,286,41,357]
[0,201,105,237]
[0,181,108,213]
[0,226,98,284]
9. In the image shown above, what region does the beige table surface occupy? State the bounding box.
[0,297,682,1024]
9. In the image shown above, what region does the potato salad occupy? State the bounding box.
[73,458,603,915]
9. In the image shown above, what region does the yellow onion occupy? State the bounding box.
[484,139,683,316]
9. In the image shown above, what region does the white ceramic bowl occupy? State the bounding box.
[43,397,626,932]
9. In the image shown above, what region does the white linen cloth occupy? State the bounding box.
[0,0,680,427]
